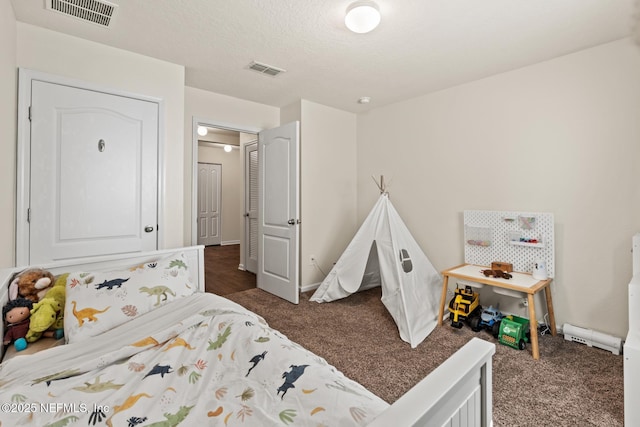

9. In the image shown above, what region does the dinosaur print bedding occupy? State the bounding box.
[63,251,196,344]
[0,292,389,426]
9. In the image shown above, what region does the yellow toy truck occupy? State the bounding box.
[448,285,481,329]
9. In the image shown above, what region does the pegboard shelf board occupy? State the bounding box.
[510,241,545,248]
[463,210,555,278]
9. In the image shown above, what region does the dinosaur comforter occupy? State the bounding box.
[0,292,389,426]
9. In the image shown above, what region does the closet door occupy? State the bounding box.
[197,162,222,246]
[25,78,159,264]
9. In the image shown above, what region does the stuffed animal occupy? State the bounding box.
[9,268,55,303]
[3,298,33,351]
[25,273,67,343]
[26,298,64,343]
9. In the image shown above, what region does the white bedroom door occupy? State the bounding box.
[25,78,159,264]
[197,162,222,246]
[244,142,258,273]
[257,122,300,304]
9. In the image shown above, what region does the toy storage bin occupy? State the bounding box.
[465,225,492,247]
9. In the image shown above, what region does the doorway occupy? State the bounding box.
[203,245,255,295]
[192,119,258,293]
[191,119,300,303]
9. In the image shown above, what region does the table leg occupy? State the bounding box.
[527,293,539,360]
[544,285,557,336]
[438,275,449,326]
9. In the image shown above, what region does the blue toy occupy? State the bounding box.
[470,305,505,337]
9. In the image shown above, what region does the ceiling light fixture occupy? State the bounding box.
[224,145,233,153]
[197,126,208,136]
[345,1,381,34]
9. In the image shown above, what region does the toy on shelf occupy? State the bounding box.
[470,305,505,337]
[498,315,530,350]
[448,285,481,329]
[480,269,512,279]
[508,231,545,248]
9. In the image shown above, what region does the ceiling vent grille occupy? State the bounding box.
[46,0,118,27]
[246,61,286,77]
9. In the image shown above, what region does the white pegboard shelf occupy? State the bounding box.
[510,241,545,248]
[464,210,555,277]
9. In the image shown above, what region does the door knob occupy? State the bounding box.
[287,219,295,225]
[144,226,154,233]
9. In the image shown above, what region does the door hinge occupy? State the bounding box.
[27,208,31,223]
[28,106,32,122]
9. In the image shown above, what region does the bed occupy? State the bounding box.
[0,246,495,426]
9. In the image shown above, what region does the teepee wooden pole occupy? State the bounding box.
[372,175,385,194]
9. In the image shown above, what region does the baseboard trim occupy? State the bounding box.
[221,240,240,246]
[301,282,321,293]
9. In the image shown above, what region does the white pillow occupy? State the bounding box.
[63,252,196,343]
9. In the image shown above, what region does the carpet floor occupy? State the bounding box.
[225,286,624,427]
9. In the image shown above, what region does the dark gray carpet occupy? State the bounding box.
[225,287,624,427]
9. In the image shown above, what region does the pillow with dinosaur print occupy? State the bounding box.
[63,251,196,344]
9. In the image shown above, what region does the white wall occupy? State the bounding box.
[198,145,242,245]
[15,23,186,251]
[0,1,17,267]
[357,38,640,338]
[296,100,358,287]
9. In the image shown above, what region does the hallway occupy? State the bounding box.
[204,244,256,295]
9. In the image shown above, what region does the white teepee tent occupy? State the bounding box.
[310,192,442,348]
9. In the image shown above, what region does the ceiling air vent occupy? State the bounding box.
[246,61,286,77]
[46,0,118,27]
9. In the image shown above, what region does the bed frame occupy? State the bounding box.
[0,246,495,427]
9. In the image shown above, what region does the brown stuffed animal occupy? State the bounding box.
[9,269,55,303]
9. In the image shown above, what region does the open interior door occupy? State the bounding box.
[257,122,300,304]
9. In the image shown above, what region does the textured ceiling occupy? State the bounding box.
[10,0,638,113]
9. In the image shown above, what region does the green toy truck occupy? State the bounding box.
[498,315,530,350]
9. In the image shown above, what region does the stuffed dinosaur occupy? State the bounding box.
[25,273,67,343]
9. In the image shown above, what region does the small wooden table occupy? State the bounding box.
[438,263,556,360]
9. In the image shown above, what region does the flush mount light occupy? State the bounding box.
[197,126,208,136]
[224,145,233,153]
[345,1,381,34]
